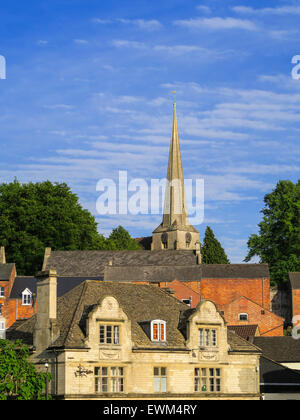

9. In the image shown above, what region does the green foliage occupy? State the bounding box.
[0,180,140,274]
[0,339,49,400]
[201,226,230,264]
[245,180,300,285]
[108,226,141,250]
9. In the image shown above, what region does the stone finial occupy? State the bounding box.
[0,247,6,264]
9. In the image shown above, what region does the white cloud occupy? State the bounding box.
[112,39,146,49]
[233,5,300,15]
[174,17,258,31]
[117,18,162,31]
[74,39,89,45]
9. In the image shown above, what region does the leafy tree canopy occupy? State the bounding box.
[0,180,141,275]
[108,226,141,250]
[0,339,49,400]
[201,226,230,264]
[245,180,300,285]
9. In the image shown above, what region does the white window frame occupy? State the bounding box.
[0,287,5,298]
[0,319,5,339]
[195,367,221,393]
[22,289,32,306]
[95,366,124,393]
[199,328,218,348]
[154,367,167,393]
[151,320,166,342]
[239,313,248,321]
[99,324,120,345]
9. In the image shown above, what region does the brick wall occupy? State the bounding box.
[184,278,271,310]
[221,296,284,337]
[293,290,300,319]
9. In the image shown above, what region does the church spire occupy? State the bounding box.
[162,101,188,228]
[151,100,200,252]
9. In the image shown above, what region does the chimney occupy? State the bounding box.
[0,247,6,264]
[42,247,52,271]
[33,269,59,353]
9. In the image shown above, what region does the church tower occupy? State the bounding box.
[151,100,200,252]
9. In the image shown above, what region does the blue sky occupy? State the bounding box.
[0,0,300,262]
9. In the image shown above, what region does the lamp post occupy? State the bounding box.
[45,362,49,401]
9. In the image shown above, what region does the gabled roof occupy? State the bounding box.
[289,272,300,290]
[7,281,260,354]
[260,356,300,390]
[45,250,198,277]
[44,249,270,279]
[254,337,300,363]
[104,263,270,283]
[9,276,103,299]
[0,263,15,281]
[228,325,260,341]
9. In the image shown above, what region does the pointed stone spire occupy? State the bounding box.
[151,100,200,252]
[162,101,188,228]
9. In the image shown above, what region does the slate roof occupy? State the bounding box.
[260,356,300,391]
[228,325,260,341]
[289,273,300,290]
[0,263,15,281]
[9,276,103,299]
[253,337,300,363]
[44,250,198,277]
[104,264,270,283]
[6,281,260,354]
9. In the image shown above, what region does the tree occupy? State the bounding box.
[0,339,49,400]
[245,180,300,285]
[0,179,103,275]
[108,226,141,250]
[201,226,230,264]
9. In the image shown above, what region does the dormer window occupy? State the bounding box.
[99,324,120,345]
[151,320,166,342]
[199,328,217,348]
[22,289,32,306]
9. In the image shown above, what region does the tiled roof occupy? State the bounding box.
[9,276,103,299]
[105,264,270,282]
[260,356,300,387]
[0,263,15,281]
[45,250,198,277]
[289,272,300,290]
[7,281,259,354]
[254,337,300,363]
[228,325,260,341]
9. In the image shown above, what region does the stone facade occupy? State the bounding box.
[9,271,262,400]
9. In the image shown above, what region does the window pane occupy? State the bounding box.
[201,368,207,377]
[106,326,112,344]
[199,329,203,346]
[160,323,165,341]
[212,330,217,346]
[153,323,158,340]
[161,367,166,377]
[205,329,210,346]
[195,378,200,391]
[161,377,167,393]
[154,377,160,393]
[119,367,124,376]
[209,378,214,392]
[216,368,221,377]
[195,368,200,377]
[111,367,117,377]
[102,377,108,392]
[99,326,105,343]
[202,378,207,392]
[154,367,159,376]
[209,368,214,377]
[216,378,221,392]
[114,326,120,344]
[102,367,108,376]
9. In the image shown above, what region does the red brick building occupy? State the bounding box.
[289,273,300,323]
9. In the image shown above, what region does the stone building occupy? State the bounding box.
[7,270,262,400]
